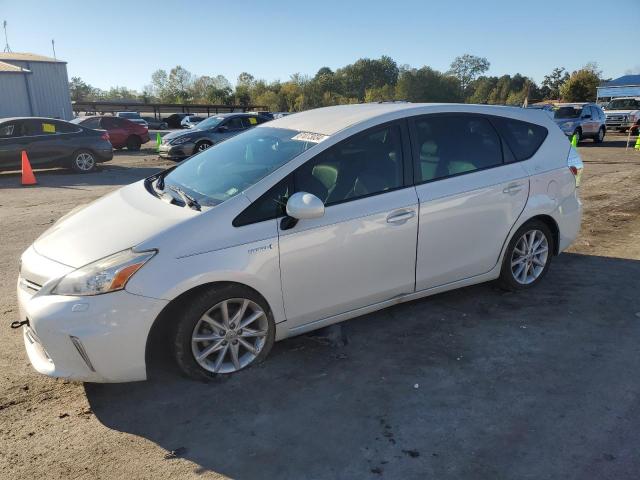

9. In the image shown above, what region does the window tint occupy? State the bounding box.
[242,116,260,128]
[233,177,291,227]
[81,117,101,129]
[56,121,81,134]
[413,115,502,183]
[101,117,117,129]
[23,120,58,136]
[224,117,244,130]
[491,117,547,162]
[0,122,24,138]
[294,124,403,205]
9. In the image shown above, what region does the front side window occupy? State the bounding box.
[413,115,502,183]
[0,122,22,138]
[224,117,245,130]
[293,124,404,205]
[164,126,318,207]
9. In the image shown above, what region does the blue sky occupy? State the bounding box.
[1,0,638,90]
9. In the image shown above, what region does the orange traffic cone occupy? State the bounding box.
[21,150,37,186]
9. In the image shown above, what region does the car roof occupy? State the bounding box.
[0,117,72,123]
[260,103,552,136]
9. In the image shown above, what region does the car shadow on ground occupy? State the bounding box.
[85,253,640,480]
[0,164,165,190]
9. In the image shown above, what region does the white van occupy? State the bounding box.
[16,103,583,382]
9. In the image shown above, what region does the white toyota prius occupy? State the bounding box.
[16,103,583,382]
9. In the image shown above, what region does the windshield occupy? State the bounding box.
[193,116,225,130]
[163,127,319,206]
[119,112,139,118]
[554,106,582,119]
[607,99,640,110]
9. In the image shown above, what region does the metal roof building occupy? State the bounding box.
[596,75,640,101]
[0,52,73,120]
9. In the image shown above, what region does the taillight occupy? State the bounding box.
[567,147,583,187]
[101,132,110,142]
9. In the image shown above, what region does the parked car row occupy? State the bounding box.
[0,117,113,172]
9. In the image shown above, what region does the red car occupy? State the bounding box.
[71,116,150,151]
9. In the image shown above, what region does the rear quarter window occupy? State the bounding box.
[491,117,548,162]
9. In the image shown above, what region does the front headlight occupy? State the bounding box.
[170,136,191,145]
[52,249,156,296]
[561,121,574,130]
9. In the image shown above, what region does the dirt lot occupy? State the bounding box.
[1,137,639,479]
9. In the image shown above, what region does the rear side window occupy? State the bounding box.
[242,117,260,128]
[491,117,547,162]
[56,121,81,134]
[81,117,101,129]
[412,115,503,183]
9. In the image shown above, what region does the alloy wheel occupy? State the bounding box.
[510,229,549,285]
[191,298,268,374]
[197,143,211,152]
[75,152,95,171]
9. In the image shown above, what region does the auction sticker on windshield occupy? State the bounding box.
[292,132,329,143]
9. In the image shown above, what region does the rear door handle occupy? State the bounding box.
[503,183,524,194]
[387,210,415,224]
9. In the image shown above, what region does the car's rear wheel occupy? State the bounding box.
[173,285,275,380]
[499,220,554,291]
[194,141,212,153]
[594,127,605,143]
[71,150,97,173]
[126,135,142,151]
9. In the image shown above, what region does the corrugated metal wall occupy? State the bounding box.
[0,61,73,120]
[0,74,31,117]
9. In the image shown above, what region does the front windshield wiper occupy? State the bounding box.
[144,165,177,197]
[167,185,202,211]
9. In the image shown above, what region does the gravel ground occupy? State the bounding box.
[0,136,639,479]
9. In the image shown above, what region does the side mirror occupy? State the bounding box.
[217,125,228,132]
[286,192,325,220]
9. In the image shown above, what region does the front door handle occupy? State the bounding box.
[503,183,524,194]
[387,210,415,224]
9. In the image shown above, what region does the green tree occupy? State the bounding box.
[448,54,490,95]
[540,67,569,100]
[560,67,601,102]
[396,67,461,102]
[69,77,96,102]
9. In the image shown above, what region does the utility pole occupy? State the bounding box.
[3,20,12,53]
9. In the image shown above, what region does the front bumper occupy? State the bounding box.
[17,253,168,383]
[158,142,195,161]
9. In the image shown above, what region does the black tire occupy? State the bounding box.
[126,135,142,151]
[594,127,605,143]
[194,141,213,154]
[498,220,554,291]
[70,149,97,173]
[173,284,275,380]
[573,128,582,143]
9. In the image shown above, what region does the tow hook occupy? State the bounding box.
[10,320,29,329]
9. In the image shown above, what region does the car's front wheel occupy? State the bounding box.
[70,150,97,173]
[499,220,554,291]
[194,141,212,153]
[594,127,605,143]
[173,285,275,380]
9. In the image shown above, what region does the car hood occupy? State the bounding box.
[33,181,198,268]
[163,129,200,141]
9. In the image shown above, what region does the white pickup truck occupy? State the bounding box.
[604,97,640,133]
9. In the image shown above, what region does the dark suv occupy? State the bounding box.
[553,103,607,143]
[159,113,270,161]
